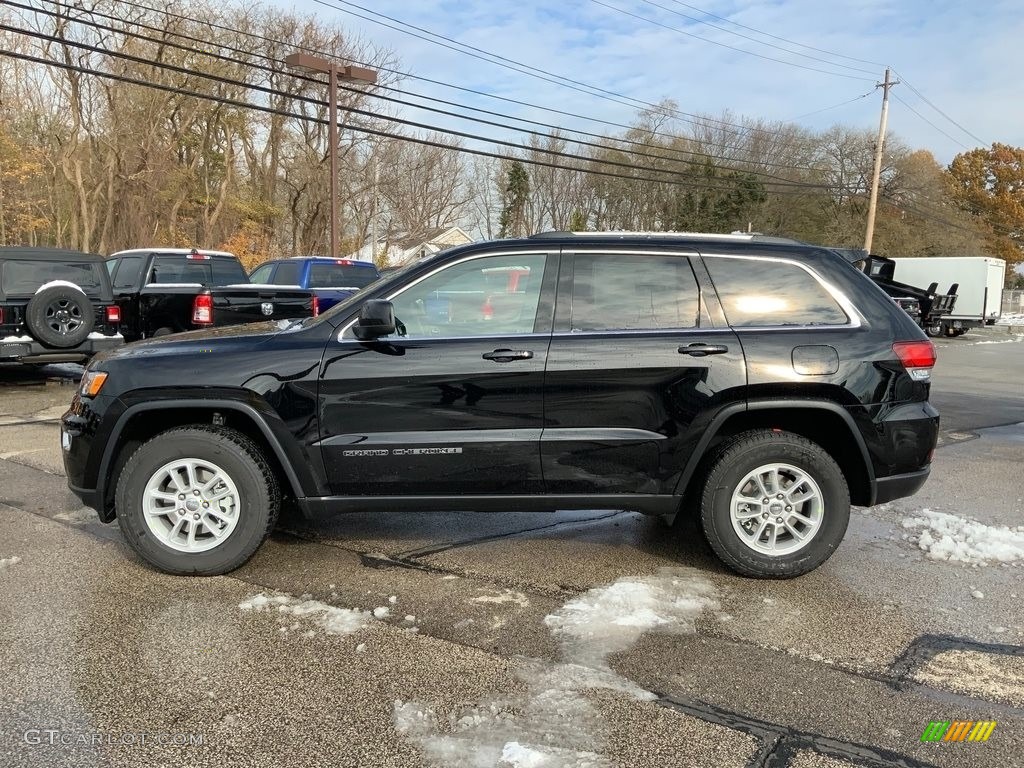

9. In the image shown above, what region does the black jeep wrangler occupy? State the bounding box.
[0,247,123,364]
[61,232,939,579]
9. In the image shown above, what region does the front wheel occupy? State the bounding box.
[697,430,850,578]
[115,426,280,575]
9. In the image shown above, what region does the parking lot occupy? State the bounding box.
[1,327,1022,768]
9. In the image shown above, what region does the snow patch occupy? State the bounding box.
[36,280,85,294]
[0,336,34,343]
[0,556,22,569]
[394,569,717,766]
[87,332,124,341]
[239,593,369,635]
[471,589,530,608]
[901,509,1024,565]
[373,606,390,619]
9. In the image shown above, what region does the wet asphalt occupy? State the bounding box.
[0,327,1022,768]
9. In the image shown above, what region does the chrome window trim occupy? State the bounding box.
[337,247,862,341]
[339,249,551,341]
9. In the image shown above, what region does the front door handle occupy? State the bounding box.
[678,343,729,357]
[482,349,534,362]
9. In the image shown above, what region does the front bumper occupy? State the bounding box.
[0,333,124,363]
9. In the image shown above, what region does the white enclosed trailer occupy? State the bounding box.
[890,257,1006,336]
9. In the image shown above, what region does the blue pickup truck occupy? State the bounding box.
[248,257,381,312]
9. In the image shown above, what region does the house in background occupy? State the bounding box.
[346,226,473,267]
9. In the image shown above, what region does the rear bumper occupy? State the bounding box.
[0,334,123,363]
[873,466,930,505]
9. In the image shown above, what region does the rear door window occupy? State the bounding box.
[705,256,849,327]
[569,253,702,332]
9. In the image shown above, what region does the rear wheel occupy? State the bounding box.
[115,426,279,575]
[697,430,850,578]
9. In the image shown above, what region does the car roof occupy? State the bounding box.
[109,248,237,259]
[286,256,377,265]
[0,246,106,262]
[526,230,805,245]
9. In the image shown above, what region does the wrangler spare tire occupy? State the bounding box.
[25,284,94,348]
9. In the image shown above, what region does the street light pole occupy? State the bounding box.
[284,53,378,259]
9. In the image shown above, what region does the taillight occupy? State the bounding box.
[0,307,5,324]
[481,295,493,321]
[892,340,936,381]
[312,295,320,317]
[105,305,121,323]
[192,294,214,325]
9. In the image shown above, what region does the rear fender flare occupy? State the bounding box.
[675,399,875,502]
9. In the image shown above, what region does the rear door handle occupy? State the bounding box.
[482,349,534,362]
[678,343,729,357]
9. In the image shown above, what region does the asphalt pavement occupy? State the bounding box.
[0,327,1022,768]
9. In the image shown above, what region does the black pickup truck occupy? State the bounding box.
[833,248,957,336]
[105,248,316,341]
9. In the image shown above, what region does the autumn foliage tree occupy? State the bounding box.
[947,143,1024,268]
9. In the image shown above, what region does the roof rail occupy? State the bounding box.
[527,230,803,245]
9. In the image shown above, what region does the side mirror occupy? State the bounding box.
[353,299,396,340]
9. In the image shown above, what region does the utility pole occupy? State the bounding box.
[284,53,377,258]
[370,150,379,265]
[864,67,898,252]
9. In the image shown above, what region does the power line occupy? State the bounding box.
[312,0,857,139]
[663,0,886,68]
[891,94,971,151]
[0,14,837,192]
[788,89,875,122]
[632,0,876,75]
[893,72,988,148]
[0,32,846,197]
[100,0,825,149]
[590,0,876,80]
[12,0,831,176]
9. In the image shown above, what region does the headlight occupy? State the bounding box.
[80,370,108,397]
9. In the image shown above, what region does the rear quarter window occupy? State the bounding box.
[705,256,849,327]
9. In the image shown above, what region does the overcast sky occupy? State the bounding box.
[285,0,1019,164]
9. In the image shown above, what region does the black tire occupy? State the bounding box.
[115,426,280,575]
[923,322,942,338]
[25,285,93,348]
[697,429,850,579]
[152,327,174,337]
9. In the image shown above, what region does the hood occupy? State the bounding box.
[93,319,298,364]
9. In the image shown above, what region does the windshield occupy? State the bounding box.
[1,260,104,294]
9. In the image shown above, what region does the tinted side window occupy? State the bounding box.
[570,254,700,332]
[386,253,548,338]
[112,256,143,289]
[705,256,848,327]
[273,261,302,285]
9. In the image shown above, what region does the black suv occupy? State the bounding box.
[61,233,939,578]
[1,247,123,363]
